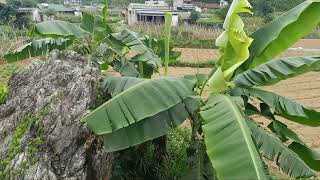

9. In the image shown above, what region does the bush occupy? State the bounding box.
[112,128,192,180]
[166,128,191,179]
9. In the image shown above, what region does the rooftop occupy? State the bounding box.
[38,3,75,12]
[136,10,178,15]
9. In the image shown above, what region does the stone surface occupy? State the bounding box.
[0,51,112,179]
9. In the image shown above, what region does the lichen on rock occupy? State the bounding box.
[0,51,113,180]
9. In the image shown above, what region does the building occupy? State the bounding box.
[64,0,81,6]
[204,3,220,10]
[127,0,179,26]
[19,3,82,22]
[220,0,228,7]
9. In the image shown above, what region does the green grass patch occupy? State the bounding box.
[169,60,216,68]
[0,84,7,105]
[0,63,22,85]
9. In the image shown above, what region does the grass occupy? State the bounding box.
[169,60,216,68]
[127,23,222,49]
[0,63,22,85]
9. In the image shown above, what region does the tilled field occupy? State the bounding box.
[176,48,320,62]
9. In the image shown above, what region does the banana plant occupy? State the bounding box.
[4,1,175,78]
[82,0,320,179]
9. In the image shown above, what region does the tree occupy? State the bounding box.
[0,4,17,24]
[190,10,200,24]
[4,0,320,179]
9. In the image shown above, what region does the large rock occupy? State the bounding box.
[0,51,112,179]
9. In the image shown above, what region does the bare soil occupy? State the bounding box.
[176,45,320,62]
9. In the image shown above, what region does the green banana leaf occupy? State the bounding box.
[242,0,320,70]
[112,60,141,78]
[81,77,200,152]
[4,38,72,62]
[103,96,200,152]
[102,76,145,97]
[234,57,320,87]
[289,142,320,171]
[232,87,320,126]
[184,74,208,87]
[31,20,89,39]
[216,0,253,79]
[81,11,112,42]
[247,120,315,178]
[112,29,162,69]
[200,94,267,180]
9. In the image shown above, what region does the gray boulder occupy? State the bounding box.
[0,51,112,179]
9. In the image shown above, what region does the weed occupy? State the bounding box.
[0,106,50,178]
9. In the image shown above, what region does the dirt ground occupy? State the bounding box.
[176,47,320,62]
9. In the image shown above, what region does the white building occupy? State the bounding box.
[127,0,179,26]
[220,0,228,7]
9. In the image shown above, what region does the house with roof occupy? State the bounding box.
[127,0,179,26]
[19,3,81,22]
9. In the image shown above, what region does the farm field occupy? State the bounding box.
[176,39,320,62]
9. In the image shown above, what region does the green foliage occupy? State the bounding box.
[5,38,73,62]
[233,87,320,127]
[0,4,17,23]
[112,127,191,180]
[5,0,320,179]
[216,0,253,79]
[166,128,191,179]
[54,14,82,23]
[82,0,320,178]
[4,2,163,77]
[31,20,89,39]
[247,120,315,178]
[0,106,49,178]
[190,10,200,24]
[242,0,320,70]
[82,77,200,152]
[128,24,220,49]
[164,13,172,75]
[234,56,320,87]
[0,84,7,105]
[0,63,21,85]
[201,94,268,180]
[169,60,216,68]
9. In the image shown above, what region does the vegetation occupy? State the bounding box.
[128,23,221,48]
[0,106,49,178]
[169,60,216,68]
[0,85,7,105]
[0,63,21,84]
[3,0,320,179]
